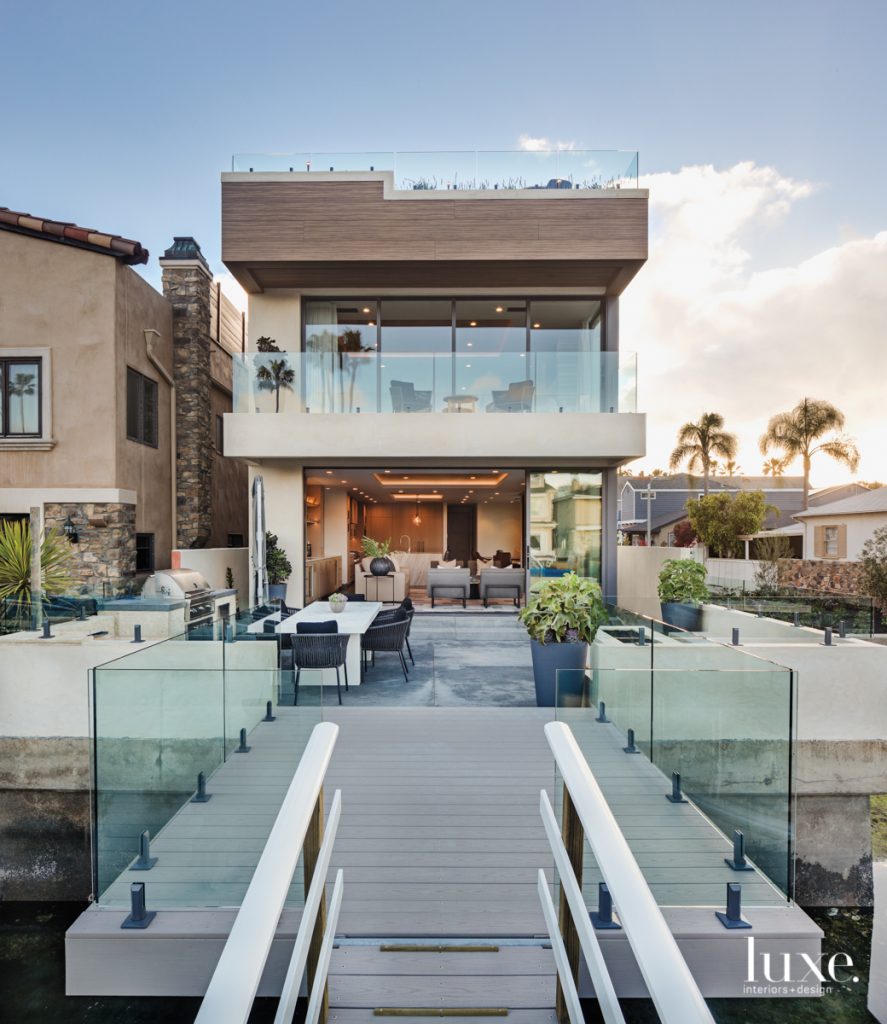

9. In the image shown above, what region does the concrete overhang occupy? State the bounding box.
[222,411,646,468]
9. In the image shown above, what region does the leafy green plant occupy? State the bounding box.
[361,536,392,559]
[519,572,607,645]
[860,526,887,615]
[0,519,75,604]
[225,566,234,589]
[686,490,771,558]
[658,559,709,605]
[265,532,292,585]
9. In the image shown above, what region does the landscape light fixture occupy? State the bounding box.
[63,515,79,543]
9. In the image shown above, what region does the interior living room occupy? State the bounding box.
[302,466,604,609]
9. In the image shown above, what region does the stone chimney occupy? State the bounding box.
[160,237,212,549]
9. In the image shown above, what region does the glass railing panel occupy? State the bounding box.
[705,589,878,638]
[555,653,795,906]
[93,621,322,908]
[231,150,640,189]
[232,351,638,415]
[650,663,794,898]
[395,150,478,190]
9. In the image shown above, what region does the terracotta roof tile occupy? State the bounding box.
[0,206,148,264]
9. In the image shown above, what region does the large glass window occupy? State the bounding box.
[455,300,528,410]
[304,300,378,413]
[530,299,602,413]
[379,300,451,412]
[126,367,158,447]
[0,358,41,436]
[529,471,603,583]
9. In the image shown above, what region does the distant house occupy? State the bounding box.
[794,486,887,562]
[618,474,805,545]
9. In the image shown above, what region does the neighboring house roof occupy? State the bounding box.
[619,474,806,533]
[807,482,872,507]
[794,486,887,519]
[0,206,149,264]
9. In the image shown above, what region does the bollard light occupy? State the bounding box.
[40,620,54,639]
[637,626,646,647]
[132,624,144,644]
[823,627,833,647]
[732,627,741,646]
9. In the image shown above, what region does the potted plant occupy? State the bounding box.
[658,559,709,630]
[328,592,347,614]
[519,572,607,707]
[265,532,292,603]
[361,536,393,576]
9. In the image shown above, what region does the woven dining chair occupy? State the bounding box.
[292,620,350,706]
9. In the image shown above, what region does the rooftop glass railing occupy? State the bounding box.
[230,149,639,190]
[232,350,636,415]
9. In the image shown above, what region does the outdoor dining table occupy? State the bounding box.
[276,600,383,687]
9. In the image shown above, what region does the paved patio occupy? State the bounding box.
[280,610,536,708]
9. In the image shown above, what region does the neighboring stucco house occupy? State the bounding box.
[794,486,887,562]
[0,208,247,591]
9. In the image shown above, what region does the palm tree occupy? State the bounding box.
[762,457,786,478]
[8,372,36,433]
[668,413,738,495]
[256,358,296,412]
[718,459,743,477]
[759,398,860,506]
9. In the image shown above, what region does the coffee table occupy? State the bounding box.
[443,394,478,413]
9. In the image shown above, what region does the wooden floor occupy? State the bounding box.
[83,705,813,1014]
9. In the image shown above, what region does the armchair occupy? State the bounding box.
[426,567,471,608]
[479,567,525,608]
[486,379,535,413]
[390,380,432,413]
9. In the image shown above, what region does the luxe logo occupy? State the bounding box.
[745,936,858,986]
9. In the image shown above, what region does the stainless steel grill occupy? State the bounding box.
[142,569,215,626]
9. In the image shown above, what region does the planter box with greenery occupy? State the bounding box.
[361,536,394,576]
[519,573,607,707]
[658,558,709,631]
[265,531,292,602]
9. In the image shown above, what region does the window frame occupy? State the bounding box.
[824,525,839,557]
[126,366,159,448]
[0,355,43,438]
[135,532,156,573]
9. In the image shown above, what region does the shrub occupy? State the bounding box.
[658,559,709,605]
[519,572,607,645]
[265,532,292,585]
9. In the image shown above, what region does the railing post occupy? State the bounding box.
[303,787,329,1024]
[556,784,584,1024]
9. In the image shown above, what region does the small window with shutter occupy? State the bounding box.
[824,526,839,556]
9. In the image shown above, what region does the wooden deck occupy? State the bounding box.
[69,706,821,1009]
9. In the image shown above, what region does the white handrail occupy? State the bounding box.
[195,721,339,1024]
[305,869,344,1024]
[537,869,585,1024]
[539,790,624,1024]
[545,721,714,1024]
[273,789,343,1024]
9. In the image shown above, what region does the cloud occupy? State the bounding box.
[518,134,576,152]
[621,162,887,485]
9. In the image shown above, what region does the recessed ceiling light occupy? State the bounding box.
[340,479,347,484]
[403,476,410,479]
[368,321,375,326]
[352,486,358,490]
[470,476,476,480]
[467,342,473,348]
[362,307,371,313]
[495,306,504,313]
[325,470,333,474]
[533,322,541,328]
[384,469,391,474]
[398,489,404,493]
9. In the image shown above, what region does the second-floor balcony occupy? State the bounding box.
[232,349,637,417]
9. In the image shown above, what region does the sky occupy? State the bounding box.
[3,0,886,486]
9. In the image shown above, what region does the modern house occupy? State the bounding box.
[220,151,648,604]
[795,485,887,561]
[0,208,248,591]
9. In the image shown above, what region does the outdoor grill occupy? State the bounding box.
[142,568,217,627]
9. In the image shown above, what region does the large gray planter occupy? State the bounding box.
[530,639,589,707]
[660,601,702,631]
[268,583,288,603]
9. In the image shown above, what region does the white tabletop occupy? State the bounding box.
[277,600,383,635]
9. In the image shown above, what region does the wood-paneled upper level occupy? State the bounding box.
[221,172,648,295]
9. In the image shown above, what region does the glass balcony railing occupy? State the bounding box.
[230,149,640,190]
[232,350,636,415]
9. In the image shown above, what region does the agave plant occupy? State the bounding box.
[0,519,75,603]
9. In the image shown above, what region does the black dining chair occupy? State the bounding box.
[361,608,411,683]
[345,593,366,601]
[292,620,350,706]
[401,596,416,666]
